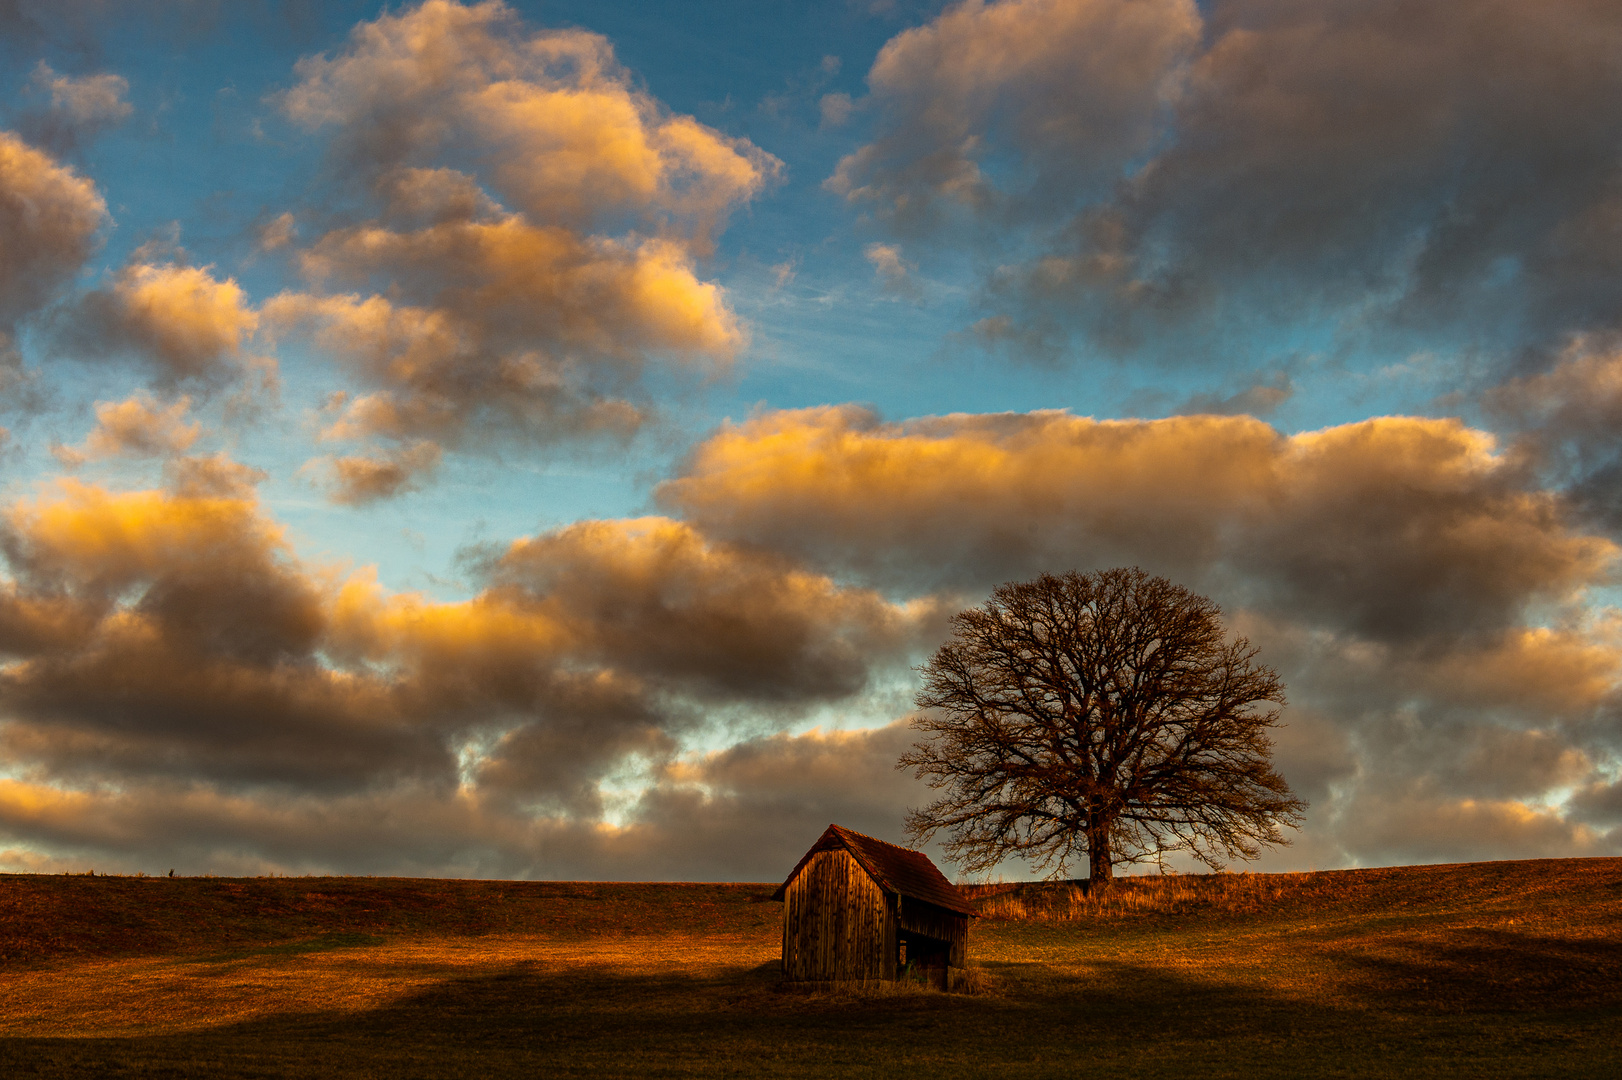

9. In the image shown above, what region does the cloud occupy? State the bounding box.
[482,516,939,705]
[281,0,777,247]
[1571,777,1622,829]
[1175,373,1292,418]
[53,393,200,464]
[64,260,263,387]
[0,722,934,879]
[819,92,854,129]
[659,406,1612,643]
[830,0,1199,233]
[1483,339,1622,531]
[0,131,106,333]
[265,220,740,450]
[22,62,132,151]
[0,477,433,791]
[162,452,268,500]
[258,211,296,251]
[0,470,938,872]
[864,242,920,300]
[647,403,1622,870]
[262,1,778,494]
[2,403,1620,876]
[0,2,226,58]
[844,0,1622,362]
[1337,785,1610,867]
[314,440,444,505]
[603,723,931,880]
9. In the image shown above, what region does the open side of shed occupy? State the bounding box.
[771,824,976,984]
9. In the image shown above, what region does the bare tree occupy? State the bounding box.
[900,568,1305,886]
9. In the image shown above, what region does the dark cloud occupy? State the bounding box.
[485,517,938,705]
[843,0,1622,363]
[829,0,1199,235]
[0,473,934,875]
[1174,373,1292,418]
[1332,780,1610,867]
[0,723,936,879]
[1570,777,1622,829]
[0,1,227,61]
[12,62,132,157]
[601,723,929,880]
[0,478,441,792]
[2,402,1619,876]
[1483,340,1622,532]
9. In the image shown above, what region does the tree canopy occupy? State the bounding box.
[900,568,1305,884]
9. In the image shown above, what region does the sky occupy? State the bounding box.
[1,0,1620,881]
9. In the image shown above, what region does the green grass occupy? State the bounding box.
[1,859,1619,1077]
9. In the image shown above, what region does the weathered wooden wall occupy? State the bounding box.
[898,898,969,968]
[780,850,897,981]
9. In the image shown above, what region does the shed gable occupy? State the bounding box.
[771,824,976,917]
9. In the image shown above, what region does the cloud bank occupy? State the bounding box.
[2,403,1617,878]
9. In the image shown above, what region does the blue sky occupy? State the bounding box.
[1,0,1619,880]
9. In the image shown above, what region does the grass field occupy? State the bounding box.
[1,859,1618,1077]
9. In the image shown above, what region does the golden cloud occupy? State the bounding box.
[0,435,1615,874]
[60,260,265,389]
[263,1,771,495]
[108,262,259,376]
[0,130,106,330]
[660,407,1614,643]
[314,441,445,505]
[282,0,778,246]
[53,393,200,465]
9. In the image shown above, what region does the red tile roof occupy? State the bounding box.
[770,824,978,917]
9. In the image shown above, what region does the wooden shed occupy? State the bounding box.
[772,823,976,985]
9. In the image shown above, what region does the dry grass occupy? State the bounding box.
[0,934,780,1038]
[0,859,1618,1078]
[963,871,1294,920]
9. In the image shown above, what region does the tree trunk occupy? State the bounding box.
[1086,820,1114,888]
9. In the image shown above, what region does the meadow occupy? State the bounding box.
[0,858,1618,1078]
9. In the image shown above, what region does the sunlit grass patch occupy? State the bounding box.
[964,872,1295,920]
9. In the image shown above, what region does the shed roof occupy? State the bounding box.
[770,824,978,917]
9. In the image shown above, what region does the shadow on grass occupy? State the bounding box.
[1324,929,1622,1014]
[2,950,1617,1079]
[192,933,388,966]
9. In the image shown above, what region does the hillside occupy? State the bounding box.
[0,858,1618,1077]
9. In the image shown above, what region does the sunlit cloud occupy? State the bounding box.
[52,393,200,465]
[0,130,105,335]
[259,0,777,499]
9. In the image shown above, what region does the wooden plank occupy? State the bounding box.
[780,849,896,981]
